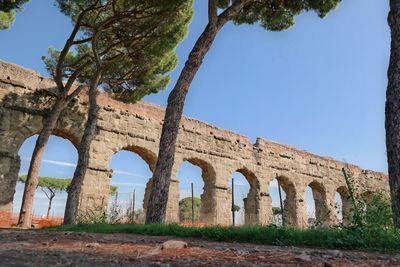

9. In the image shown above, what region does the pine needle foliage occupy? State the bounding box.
[43,0,193,102]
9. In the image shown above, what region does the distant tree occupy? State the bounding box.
[233,204,240,213]
[146,0,342,224]
[179,197,201,222]
[19,176,118,219]
[109,185,117,197]
[19,175,70,218]
[18,0,192,227]
[0,0,29,29]
[272,207,282,215]
[179,197,239,222]
[386,0,400,229]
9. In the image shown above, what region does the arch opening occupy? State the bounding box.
[108,146,156,224]
[11,134,78,226]
[177,158,215,225]
[305,181,328,227]
[268,176,296,226]
[228,168,258,225]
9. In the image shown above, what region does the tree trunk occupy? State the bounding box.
[64,75,101,225]
[145,23,222,224]
[18,96,67,228]
[386,0,400,228]
[46,192,55,218]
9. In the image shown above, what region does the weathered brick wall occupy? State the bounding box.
[0,61,389,227]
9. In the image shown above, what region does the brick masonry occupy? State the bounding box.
[0,61,389,227]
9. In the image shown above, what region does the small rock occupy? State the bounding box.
[41,242,49,246]
[17,242,31,247]
[325,250,343,258]
[161,240,188,250]
[295,252,312,262]
[86,242,100,248]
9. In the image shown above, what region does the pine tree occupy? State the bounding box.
[146,0,341,224]
[18,0,193,227]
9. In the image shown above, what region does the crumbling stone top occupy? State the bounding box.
[0,60,387,181]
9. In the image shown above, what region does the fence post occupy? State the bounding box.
[191,183,194,225]
[132,189,136,223]
[276,174,285,227]
[232,178,235,226]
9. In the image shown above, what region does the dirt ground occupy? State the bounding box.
[0,229,399,266]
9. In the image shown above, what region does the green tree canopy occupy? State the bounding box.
[43,0,193,102]
[0,0,29,29]
[18,0,193,227]
[179,197,201,222]
[19,175,118,195]
[19,175,70,191]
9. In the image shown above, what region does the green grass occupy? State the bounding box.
[47,223,400,251]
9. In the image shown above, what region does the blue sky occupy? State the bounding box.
[1,0,387,222]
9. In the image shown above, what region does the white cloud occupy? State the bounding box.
[21,157,148,178]
[111,182,146,188]
[21,157,76,168]
[113,170,148,178]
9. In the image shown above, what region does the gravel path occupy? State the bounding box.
[0,229,399,266]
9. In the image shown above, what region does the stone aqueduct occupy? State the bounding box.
[0,61,389,227]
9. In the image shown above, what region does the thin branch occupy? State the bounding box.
[55,1,100,93]
[217,0,253,27]
[41,188,50,200]
[66,84,86,102]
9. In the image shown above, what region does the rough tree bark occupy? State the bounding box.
[18,96,68,227]
[145,0,251,224]
[64,72,101,225]
[386,0,400,228]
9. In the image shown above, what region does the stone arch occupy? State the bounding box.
[228,168,261,225]
[11,131,79,220]
[107,144,158,221]
[13,127,80,154]
[336,186,351,225]
[184,157,216,185]
[306,181,330,227]
[0,120,81,224]
[270,175,297,227]
[177,157,216,224]
[116,145,157,173]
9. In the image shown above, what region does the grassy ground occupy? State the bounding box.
[48,223,400,251]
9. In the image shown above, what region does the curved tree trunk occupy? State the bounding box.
[386,0,400,228]
[18,96,67,228]
[64,75,100,225]
[46,191,55,219]
[145,23,222,224]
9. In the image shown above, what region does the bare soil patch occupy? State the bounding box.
[0,229,399,266]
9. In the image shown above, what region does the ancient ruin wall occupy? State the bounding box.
[0,61,389,227]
